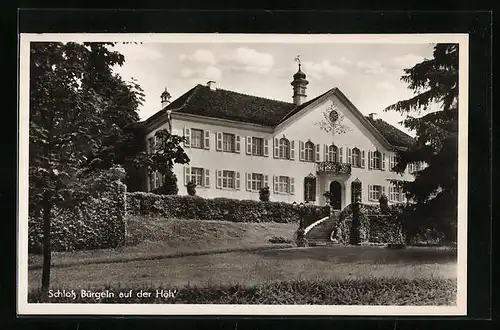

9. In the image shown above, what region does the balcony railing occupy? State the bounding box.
[316,161,351,175]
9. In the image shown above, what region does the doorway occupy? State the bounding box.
[329,181,342,210]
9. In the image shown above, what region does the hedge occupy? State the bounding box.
[28,180,127,253]
[126,192,330,224]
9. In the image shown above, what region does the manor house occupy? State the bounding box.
[141,64,421,209]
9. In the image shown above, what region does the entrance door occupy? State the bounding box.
[329,181,342,210]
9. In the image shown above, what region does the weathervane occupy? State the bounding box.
[294,54,302,68]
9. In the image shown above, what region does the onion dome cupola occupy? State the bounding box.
[291,55,309,106]
[161,87,171,108]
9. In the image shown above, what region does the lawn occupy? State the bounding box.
[28,216,297,268]
[28,245,456,290]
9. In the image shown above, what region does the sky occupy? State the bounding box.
[110,41,436,136]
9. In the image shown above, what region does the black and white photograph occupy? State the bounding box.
[18,33,468,315]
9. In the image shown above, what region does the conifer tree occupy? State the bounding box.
[384,43,458,242]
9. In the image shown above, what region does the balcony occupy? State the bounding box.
[316,161,351,175]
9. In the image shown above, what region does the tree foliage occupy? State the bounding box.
[384,43,459,242]
[29,41,187,291]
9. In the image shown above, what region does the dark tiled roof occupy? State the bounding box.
[166,84,296,127]
[365,116,416,149]
[147,84,415,149]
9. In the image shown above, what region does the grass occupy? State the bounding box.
[28,216,297,268]
[28,278,457,305]
[28,245,456,291]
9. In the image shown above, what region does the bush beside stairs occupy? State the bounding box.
[304,210,342,246]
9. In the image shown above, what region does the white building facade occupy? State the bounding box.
[142,68,420,209]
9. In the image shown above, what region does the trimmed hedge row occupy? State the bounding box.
[28,181,127,253]
[126,192,330,224]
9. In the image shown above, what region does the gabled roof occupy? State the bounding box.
[143,84,416,150]
[365,116,416,149]
[164,84,296,127]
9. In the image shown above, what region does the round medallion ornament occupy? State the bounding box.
[329,110,339,123]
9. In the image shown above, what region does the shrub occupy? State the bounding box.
[126,192,330,224]
[268,236,292,244]
[186,181,196,196]
[28,180,127,254]
[259,186,270,202]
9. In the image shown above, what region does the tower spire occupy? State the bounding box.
[291,55,308,106]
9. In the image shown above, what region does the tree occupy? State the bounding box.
[29,42,146,292]
[144,129,190,195]
[384,43,458,242]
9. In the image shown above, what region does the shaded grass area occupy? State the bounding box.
[28,278,457,305]
[28,217,298,268]
[29,246,456,290]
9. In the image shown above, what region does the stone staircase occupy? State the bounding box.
[304,210,342,246]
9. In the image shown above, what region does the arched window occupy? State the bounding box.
[352,148,361,167]
[304,141,315,162]
[278,138,290,159]
[373,150,381,169]
[328,144,338,162]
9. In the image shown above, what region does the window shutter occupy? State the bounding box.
[368,185,372,200]
[312,178,317,201]
[290,177,295,195]
[236,136,241,153]
[246,172,252,191]
[361,150,366,168]
[184,128,191,147]
[315,144,320,162]
[324,144,328,161]
[216,132,223,151]
[216,170,222,189]
[274,138,279,158]
[235,172,241,190]
[204,131,210,149]
[382,153,386,170]
[263,175,269,188]
[273,175,278,193]
[290,140,295,160]
[204,169,210,187]
[246,136,252,155]
[299,141,305,161]
[347,147,352,165]
[184,167,191,186]
[339,147,343,163]
[263,139,269,156]
[368,151,373,169]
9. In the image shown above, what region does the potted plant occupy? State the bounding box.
[259,186,270,202]
[187,181,197,196]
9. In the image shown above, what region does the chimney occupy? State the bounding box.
[368,112,377,120]
[207,80,217,91]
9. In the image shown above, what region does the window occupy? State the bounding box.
[148,137,154,153]
[327,144,337,162]
[250,173,263,191]
[223,133,235,152]
[389,155,396,171]
[278,176,290,194]
[222,170,235,189]
[191,167,204,186]
[351,148,361,167]
[252,137,263,156]
[373,151,381,169]
[369,185,383,201]
[304,177,316,202]
[389,185,402,202]
[191,129,204,148]
[304,141,315,162]
[279,138,290,159]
